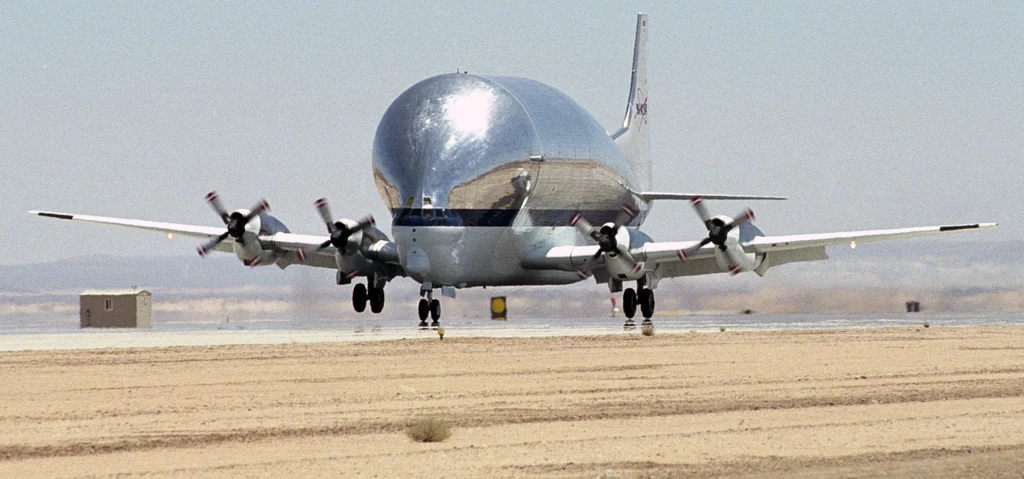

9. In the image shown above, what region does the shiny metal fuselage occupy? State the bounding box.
[372,74,647,287]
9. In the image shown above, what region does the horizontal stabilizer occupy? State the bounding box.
[639,192,787,201]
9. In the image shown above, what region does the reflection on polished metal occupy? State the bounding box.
[373,74,645,228]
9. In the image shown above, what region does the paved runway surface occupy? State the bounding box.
[3,312,1022,351]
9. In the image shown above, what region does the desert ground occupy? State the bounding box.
[1,326,1023,478]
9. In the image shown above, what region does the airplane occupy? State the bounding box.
[31,13,996,329]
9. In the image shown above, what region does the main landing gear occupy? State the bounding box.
[350,282,386,314]
[417,291,441,329]
[621,281,655,330]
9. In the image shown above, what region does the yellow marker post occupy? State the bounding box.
[490,296,507,321]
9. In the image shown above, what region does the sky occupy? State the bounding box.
[2,1,1021,266]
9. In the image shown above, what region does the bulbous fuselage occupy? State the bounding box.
[371,74,646,287]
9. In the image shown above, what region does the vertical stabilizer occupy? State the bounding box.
[612,13,651,192]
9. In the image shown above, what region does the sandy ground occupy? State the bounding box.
[1,326,1023,478]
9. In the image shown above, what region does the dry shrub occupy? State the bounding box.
[406,417,451,443]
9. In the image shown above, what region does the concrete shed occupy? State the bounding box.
[80,289,152,328]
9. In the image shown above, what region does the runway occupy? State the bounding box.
[1,322,1023,478]
[2,311,1022,352]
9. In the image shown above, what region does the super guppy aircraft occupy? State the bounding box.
[32,14,995,328]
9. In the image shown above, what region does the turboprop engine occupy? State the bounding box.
[295,197,376,261]
[569,204,646,280]
[197,191,290,267]
[707,215,762,274]
[680,198,764,275]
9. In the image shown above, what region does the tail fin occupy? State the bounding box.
[612,13,651,192]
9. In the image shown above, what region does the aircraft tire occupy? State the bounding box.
[639,289,654,319]
[623,288,637,319]
[429,299,441,321]
[352,284,368,313]
[418,299,429,321]
[369,287,385,314]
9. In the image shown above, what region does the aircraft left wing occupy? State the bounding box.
[526,223,997,279]
[641,222,997,278]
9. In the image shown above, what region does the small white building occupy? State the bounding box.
[80,289,152,328]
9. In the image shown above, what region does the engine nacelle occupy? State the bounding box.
[712,224,763,274]
[334,218,365,256]
[229,210,291,267]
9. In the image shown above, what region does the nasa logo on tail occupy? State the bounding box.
[633,88,648,126]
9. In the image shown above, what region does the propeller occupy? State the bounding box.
[569,203,639,261]
[296,198,375,261]
[196,191,269,257]
[676,197,754,274]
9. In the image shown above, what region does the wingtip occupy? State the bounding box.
[939,223,1000,232]
[30,211,74,220]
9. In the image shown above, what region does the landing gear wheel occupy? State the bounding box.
[369,287,385,314]
[352,284,367,313]
[639,288,655,319]
[429,299,441,326]
[418,299,429,321]
[623,288,637,319]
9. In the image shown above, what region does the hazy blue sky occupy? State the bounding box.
[2,2,1021,266]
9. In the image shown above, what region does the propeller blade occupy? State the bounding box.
[205,191,230,224]
[352,215,376,233]
[614,203,639,228]
[730,208,755,228]
[197,231,230,257]
[675,238,712,262]
[243,198,270,222]
[297,239,332,262]
[690,197,712,229]
[314,198,336,233]
[724,248,743,276]
[569,212,599,240]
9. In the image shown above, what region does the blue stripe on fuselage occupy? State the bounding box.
[391,209,643,227]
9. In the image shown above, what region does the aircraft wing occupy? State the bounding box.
[740,224,998,253]
[526,223,997,278]
[29,210,340,265]
[640,223,998,279]
[31,211,226,239]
